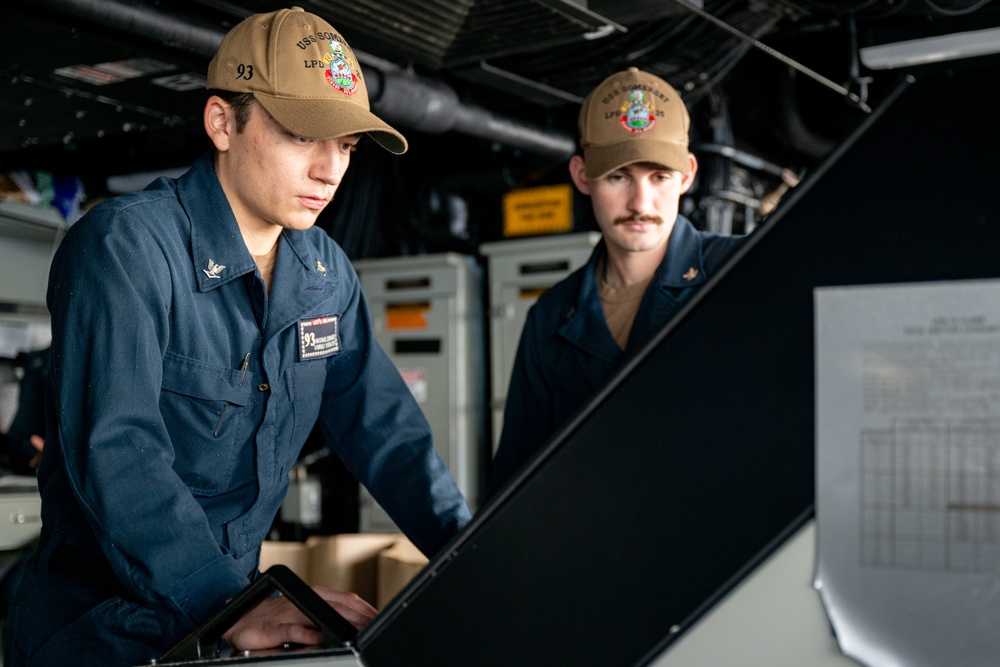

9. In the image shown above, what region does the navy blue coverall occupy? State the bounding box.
[5,154,470,666]
[487,216,746,498]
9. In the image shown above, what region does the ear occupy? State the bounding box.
[679,153,698,195]
[568,154,592,195]
[204,96,233,152]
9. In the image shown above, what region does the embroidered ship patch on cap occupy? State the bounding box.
[323,37,358,95]
[620,89,656,134]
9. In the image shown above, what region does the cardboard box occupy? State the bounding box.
[259,540,311,583]
[377,538,428,609]
[306,533,400,604]
[260,533,418,608]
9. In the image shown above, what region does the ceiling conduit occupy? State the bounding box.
[20,0,576,159]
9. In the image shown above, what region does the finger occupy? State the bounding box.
[311,588,377,628]
[311,587,377,614]
[278,622,324,647]
[334,603,376,630]
[224,607,321,650]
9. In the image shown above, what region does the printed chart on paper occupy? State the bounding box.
[860,416,1000,574]
[815,279,1000,667]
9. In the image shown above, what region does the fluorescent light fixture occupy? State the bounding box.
[861,26,1000,69]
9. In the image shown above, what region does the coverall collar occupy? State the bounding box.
[182,154,334,292]
[183,154,258,292]
[652,215,709,290]
[263,228,339,342]
[179,153,338,341]
[559,215,708,361]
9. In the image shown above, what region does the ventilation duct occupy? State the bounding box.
[20,0,575,158]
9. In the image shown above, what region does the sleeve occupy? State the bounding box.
[45,210,249,636]
[703,232,750,273]
[485,302,555,499]
[314,263,470,557]
[4,348,49,473]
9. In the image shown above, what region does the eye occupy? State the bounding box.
[288,133,312,145]
[339,136,360,152]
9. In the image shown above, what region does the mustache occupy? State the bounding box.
[614,214,663,226]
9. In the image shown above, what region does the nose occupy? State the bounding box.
[627,179,654,215]
[311,143,347,186]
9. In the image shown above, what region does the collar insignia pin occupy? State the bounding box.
[682,267,699,281]
[316,259,327,275]
[203,258,226,279]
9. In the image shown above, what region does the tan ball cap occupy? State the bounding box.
[207,6,407,154]
[578,67,690,179]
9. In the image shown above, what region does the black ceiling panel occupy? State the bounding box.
[3,0,1000,186]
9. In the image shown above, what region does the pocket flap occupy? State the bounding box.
[161,352,252,406]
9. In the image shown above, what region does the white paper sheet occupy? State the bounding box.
[815,279,1000,667]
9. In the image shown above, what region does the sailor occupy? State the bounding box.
[6,8,470,666]
[488,67,748,496]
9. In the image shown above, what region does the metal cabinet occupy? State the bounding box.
[353,253,484,530]
[480,232,600,451]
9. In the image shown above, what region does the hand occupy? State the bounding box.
[222,587,377,651]
[28,434,44,469]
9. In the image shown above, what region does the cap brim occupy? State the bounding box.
[583,140,689,179]
[255,94,408,154]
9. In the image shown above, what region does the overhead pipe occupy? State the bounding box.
[18,0,576,159]
[25,0,225,58]
[368,69,576,157]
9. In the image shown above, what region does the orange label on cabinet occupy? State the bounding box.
[386,302,430,330]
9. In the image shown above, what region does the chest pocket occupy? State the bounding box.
[284,361,328,457]
[160,352,256,495]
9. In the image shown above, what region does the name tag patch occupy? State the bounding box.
[299,314,341,360]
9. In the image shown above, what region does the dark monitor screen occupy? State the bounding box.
[359,55,1000,667]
